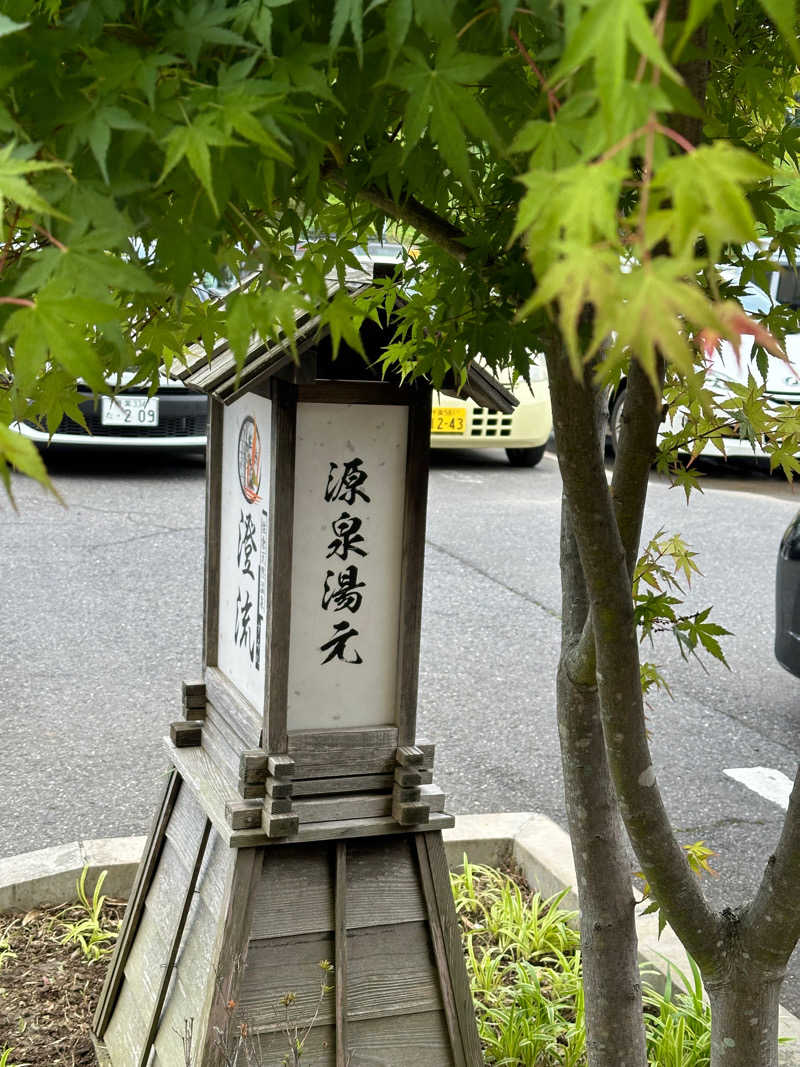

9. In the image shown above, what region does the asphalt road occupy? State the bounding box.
[3,443,800,1009]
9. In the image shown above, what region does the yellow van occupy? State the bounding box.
[431,364,552,467]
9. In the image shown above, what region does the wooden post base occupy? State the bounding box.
[93,770,481,1067]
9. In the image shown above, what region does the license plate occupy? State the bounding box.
[431,406,466,434]
[101,395,159,427]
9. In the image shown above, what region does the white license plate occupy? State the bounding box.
[101,395,160,427]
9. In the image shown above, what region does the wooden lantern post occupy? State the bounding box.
[93,270,516,1067]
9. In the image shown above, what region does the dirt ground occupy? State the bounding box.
[0,900,124,1067]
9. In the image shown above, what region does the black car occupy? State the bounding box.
[776,510,800,677]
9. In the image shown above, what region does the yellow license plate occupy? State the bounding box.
[431,407,466,434]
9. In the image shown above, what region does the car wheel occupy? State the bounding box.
[609,386,626,456]
[506,444,546,467]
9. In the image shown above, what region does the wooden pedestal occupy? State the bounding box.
[93,769,481,1067]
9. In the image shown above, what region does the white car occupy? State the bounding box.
[608,256,800,460]
[15,372,208,448]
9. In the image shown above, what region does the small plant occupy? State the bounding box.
[281,960,335,1067]
[643,957,711,1067]
[452,857,713,1066]
[0,1046,19,1067]
[58,867,121,961]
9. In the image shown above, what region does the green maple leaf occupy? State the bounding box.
[0,423,60,507]
[552,0,681,111]
[0,143,64,233]
[163,0,249,68]
[160,119,231,213]
[331,0,364,65]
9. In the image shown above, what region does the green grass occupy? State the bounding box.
[451,859,712,1067]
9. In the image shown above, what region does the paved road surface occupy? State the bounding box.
[2,444,799,1009]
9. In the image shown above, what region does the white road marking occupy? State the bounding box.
[723,766,794,811]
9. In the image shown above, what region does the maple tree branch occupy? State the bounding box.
[322,165,472,263]
[32,224,67,253]
[509,28,560,119]
[0,296,35,307]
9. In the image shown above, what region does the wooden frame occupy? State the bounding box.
[264,377,297,755]
[203,397,224,671]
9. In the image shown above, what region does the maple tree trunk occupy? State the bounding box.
[707,971,783,1067]
[554,376,648,1067]
[557,660,647,1067]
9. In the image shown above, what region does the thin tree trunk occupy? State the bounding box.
[707,972,784,1067]
[555,376,647,1067]
[557,661,646,1066]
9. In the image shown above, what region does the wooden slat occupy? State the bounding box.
[348,1011,455,1066]
[236,930,336,1030]
[346,921,442,1021]
[251,844,334,939]
[205,666,262,747]
[295,381,415,406]
[395,388,431,746]
[265,378,296,754]
[335,842,348,1067]
[199,848,264,1065]
[253,840,334,934]
[94,769,181,1037]
[346,838,426,929]
[294,793,392,825]
[288,727,399,779]
[416,833,483,1067]
[137,817,212,1067]
[292,773,393,797]
[200,711,243,785]
[167,740,453,849]
[203,397,224,670]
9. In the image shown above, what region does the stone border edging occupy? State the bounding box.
[1,812,798,1064]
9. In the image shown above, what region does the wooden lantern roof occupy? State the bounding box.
[175,267,518,413]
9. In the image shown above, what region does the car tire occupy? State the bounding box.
[506,444,546,468]
[609,386,626,456]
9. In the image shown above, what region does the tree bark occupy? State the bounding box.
[707,970,784,1067]
[555,374,648,1067]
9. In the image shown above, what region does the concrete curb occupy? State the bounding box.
[1,813,798,1063]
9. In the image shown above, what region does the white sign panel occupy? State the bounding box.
[287,402,408,730]
[217,394,271,712]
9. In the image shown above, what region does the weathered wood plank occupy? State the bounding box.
[239,749,267,784]
[103,977,150,1067]
[394,389,430,747]
[265,378,296,754]
[199,848,263,1067]
[346,838,427,929]
[420,785,446,813]
[288,727,399,779]
[138,817,212,1067]
[335,842,347,1067]
[417,833,483,1067]
[171,720,203,747]
[205,666,262,747]
[292,773,392,797]
[296,382,415,406]
[250,844,334,939]
[94,768,181,1037]
[241,1024,336,1066]
[294,793,392,825]
[346,921,442,1022]
[348,1011,455,1066]
[167,740,453,850]
[203,397,223,671]
[226,799,264,830]
[236,930,336,1030]
[268,753,295,778]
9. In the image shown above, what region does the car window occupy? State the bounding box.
[776,267,800,309]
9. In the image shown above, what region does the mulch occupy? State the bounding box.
[0,901,124,1067]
